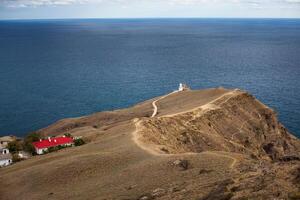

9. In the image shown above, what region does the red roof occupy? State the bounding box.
[32,137,73,149]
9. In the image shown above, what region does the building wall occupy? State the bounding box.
[35,143,73,155]
[0,141,10,149]
[36,148,47,155]
[2,149,9,154]
[0,159,12,167]
[1,148,9,155]
[0,141,8,146]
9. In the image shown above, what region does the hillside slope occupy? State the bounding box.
[0,88,299,200]
[136,89,300,160]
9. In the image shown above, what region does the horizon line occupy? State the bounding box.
[1,16,300,21]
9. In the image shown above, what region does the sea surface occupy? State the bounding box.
[0,18,300,138]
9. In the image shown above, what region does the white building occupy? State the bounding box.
[32,136,74,155]
[0,148,12,167]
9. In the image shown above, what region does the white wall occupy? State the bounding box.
[0,159,12,167]
[36,148,47,155]
[2,148,9,154]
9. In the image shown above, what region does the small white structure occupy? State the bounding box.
[178,83,190,92]
[178,83,184,91]
[0,148,12,167]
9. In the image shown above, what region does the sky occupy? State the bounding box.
[0,0,300,19]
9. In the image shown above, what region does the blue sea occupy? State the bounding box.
[0,18,300,138]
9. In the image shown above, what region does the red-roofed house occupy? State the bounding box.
[32,136,74,155]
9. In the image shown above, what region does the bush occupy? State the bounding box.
[25,132,41,142]
[23,132,41,154]
[7,140,23,153]
[41,145,69,154]
[57,145,65,150]
[12,153,23,162]
[48,146,59,153]
[64,133,72,137]
[74,138,85,146]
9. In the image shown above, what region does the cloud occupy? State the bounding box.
[1,0,300,8]
[2,0,90,7]
[285,0,300,3]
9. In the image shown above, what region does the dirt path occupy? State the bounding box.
[132,119,238,168]
[151,91,178,117]
[161,90,238,118]
[132,89,239,169]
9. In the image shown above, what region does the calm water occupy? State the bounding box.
[0,19,300,137]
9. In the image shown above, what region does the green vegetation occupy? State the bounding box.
[7,140,23,153]
[44,145,68,154]
[25,132,41,142]
[23,132,41,155]
[41,137,85,154]
[74,138,85,146]
[64,133,72,137]
[7,132,41,155]
[7,132,85,157]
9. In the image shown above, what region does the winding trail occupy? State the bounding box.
[162,90,238,118]
[131,89,239,169]
[132,121,238,168]
[151,91,178,118]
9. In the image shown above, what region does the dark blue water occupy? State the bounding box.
[0,19,300,138]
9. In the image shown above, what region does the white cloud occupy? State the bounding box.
[2,0,90,7]
[1,0,300,8]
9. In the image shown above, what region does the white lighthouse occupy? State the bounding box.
[178,83,184,91]
[178,83,190,92]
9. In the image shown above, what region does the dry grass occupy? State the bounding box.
[0,88,299,200]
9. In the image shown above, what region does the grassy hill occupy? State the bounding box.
[0,88,299,200]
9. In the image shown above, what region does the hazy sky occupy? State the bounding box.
[0,0,300,19]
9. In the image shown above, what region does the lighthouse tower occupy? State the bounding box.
[178,83,184,92]
[178,83,190,92]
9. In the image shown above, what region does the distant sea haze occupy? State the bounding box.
[0,18,299,138]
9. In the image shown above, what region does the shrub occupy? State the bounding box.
[57,145,64,150]
[7,140,23,153]
[48,146,59,153]
[23,132,41,154]
[42,145,69,154]
[12,153,23,162]
[74,138,85,146]
[64,133,72,137]
[25,132,41,142]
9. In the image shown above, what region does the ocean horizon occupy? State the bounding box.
[0,18,300,138]
[1,17,300,20]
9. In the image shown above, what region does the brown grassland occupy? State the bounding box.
[0,88,299,200]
